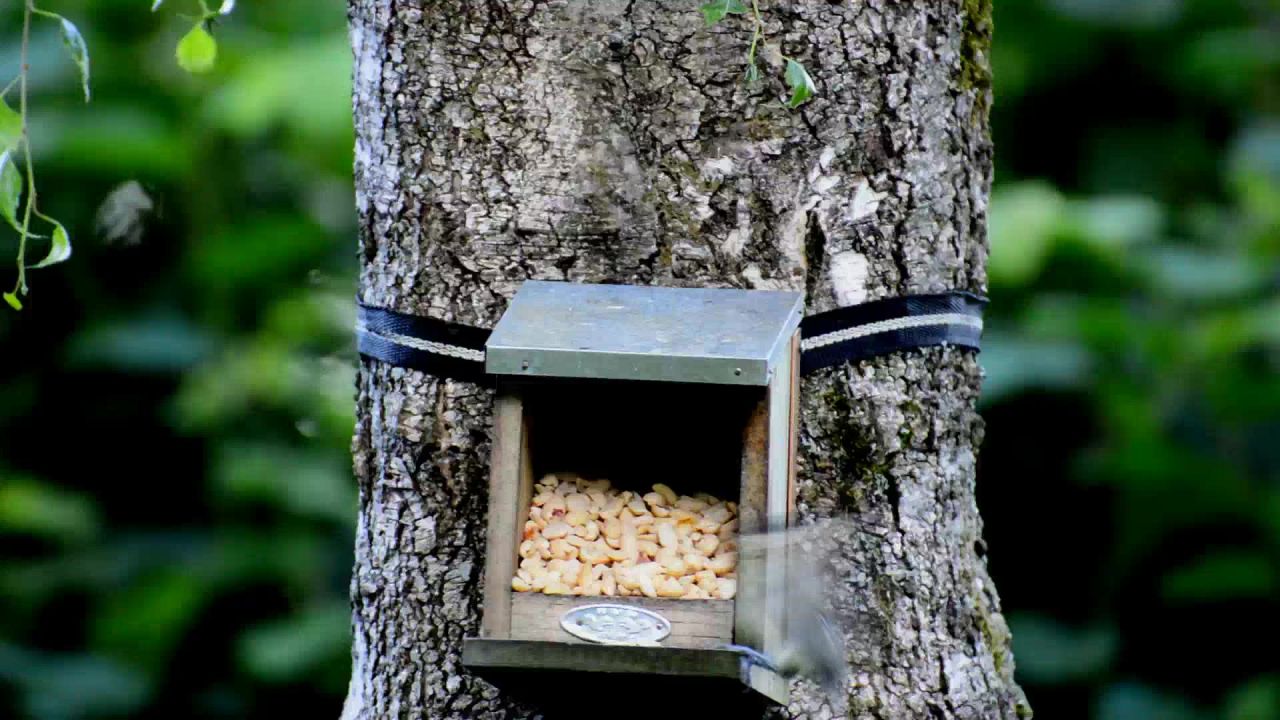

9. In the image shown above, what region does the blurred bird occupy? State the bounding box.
[723,518,852,701]
[95,180,156,246]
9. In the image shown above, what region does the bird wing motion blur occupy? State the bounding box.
[727,517,853,699]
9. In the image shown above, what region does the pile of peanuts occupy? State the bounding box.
[512,474,739,600]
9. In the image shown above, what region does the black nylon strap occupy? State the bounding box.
[356,303,492,385]
[356,291,985,383]
[798,292,987,374]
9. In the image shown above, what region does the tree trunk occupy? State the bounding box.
[343,1,1028,718]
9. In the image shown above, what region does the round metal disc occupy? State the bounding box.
[560,604,672,646]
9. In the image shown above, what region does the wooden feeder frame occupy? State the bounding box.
[462,281,803,707]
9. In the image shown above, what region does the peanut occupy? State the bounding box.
[695,570,718,593]
[636,573,658,598]
[718,518,739,540]
[603,517,622,540]
[579,542,610,565]
[675,496,708,513]
[652,483,679,505]
[636,540,660,559]
[550,538,577,560]
[671,509,699,525]
[544,581,572,595]
[703,504,733,525]
[519,539,538,559]
[600,496,626,517]
[565,493,591,513]
[542,520,571,540]
[511,476,740,598]
[695,534,719,556]
[715,578,738,600]
[656,549,686,575]
[656,522,678,549]
[707,552,737,576]
[656,577,685,598]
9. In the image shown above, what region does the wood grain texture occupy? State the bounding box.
[463,638,743,679]
[787,331,800,525]
[463,638,789,713]
[735,395,770,655]
[508,593,733,650]
[481,392,524,639]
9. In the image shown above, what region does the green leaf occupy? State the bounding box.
[3,291,21,310]
[151,0,164,10]
[237,602,352,681]
[0,477,99,541]
[700,0,747,26]
[987,181,1067,285]
[1008,614,1116,684]
[0,97,21,152]
[218,0,237,15]
[744,62,760,83]
[784,58,816,108]
[0,150,21,233]
[30,216,71,268]
[58,17,91,102]
[1161,551,1278,603]
[1224,676,1280,720]
[176,23,218,74]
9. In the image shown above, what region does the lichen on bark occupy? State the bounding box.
[344,1,1027,718]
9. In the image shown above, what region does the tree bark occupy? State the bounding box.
[343,1,1029,718]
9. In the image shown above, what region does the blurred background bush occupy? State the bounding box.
[0,1,1275,718]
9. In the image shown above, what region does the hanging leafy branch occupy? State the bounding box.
[1,1,87,310]
[155,0,234,73]
[700,0,816,108]
[4,1,233,312]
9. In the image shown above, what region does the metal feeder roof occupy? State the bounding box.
[485,281,803,386]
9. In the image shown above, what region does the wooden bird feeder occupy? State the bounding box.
[462,281,802,708]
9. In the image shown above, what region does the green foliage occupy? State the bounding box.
[699,0,816,108]
[0,151,21,232]
[699,0,746,26]
[982,2,1280,717]
[56,17,89,102]
[176,23,217,74]
[783,58,814,108]
[29,216,69,268]
[0,476,99,543]
[0,99,21,150]
[1008,615,1116,684]
[0,0,355,716]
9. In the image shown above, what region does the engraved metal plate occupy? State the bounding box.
[560,604,672,646]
